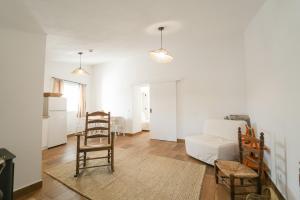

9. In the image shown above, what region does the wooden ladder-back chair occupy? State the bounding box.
[75,111,114,177]
[242,126,270,179]
[214,128,265,200]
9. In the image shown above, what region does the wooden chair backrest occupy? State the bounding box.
[238,127,264,178]
[84,111,111,144]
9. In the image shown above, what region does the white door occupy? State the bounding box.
[150,82,177,141]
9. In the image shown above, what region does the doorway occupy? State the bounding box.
[132,84,150,133]
[132,81,177,141]
[140,86,150,131]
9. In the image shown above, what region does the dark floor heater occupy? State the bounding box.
[0,149,15,200]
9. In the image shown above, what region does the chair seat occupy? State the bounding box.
[80,143,111,152]
[216,160,258,178]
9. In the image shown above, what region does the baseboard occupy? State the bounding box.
[125,132,143,136]
[41,146,48,151]
[13,180,42,199]
[67,131,82,137]
[67,133,76,137]
[177,139,185,143]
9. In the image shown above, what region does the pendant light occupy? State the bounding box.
[149,27,173,63]
[72,52,89,75]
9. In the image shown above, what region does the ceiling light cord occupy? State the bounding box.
[158,26,164,49]
[79,52,83,69]
[160,28,163,49]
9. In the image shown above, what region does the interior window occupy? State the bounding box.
[63,81,80,112]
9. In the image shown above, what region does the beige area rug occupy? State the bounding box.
[45,148,206,200]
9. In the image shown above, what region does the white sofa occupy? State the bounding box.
[185,119,247,165]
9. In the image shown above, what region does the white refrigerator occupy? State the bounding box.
[43,97,67,148]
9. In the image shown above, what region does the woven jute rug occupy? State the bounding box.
[45,148,206,200]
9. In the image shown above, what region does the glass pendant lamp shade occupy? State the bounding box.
[149,48,173,63]
[149,26,173,63]
[72,67,89,75]
[72,52,89,75]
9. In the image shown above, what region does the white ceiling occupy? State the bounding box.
[23,0,265,65]
[0,0,43,34]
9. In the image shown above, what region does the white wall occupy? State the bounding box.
[0,1,46,190]
[93,35,247,138]
[244,0,300,199]
[44,60,94,134]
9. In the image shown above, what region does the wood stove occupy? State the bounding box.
[0,149,15,200]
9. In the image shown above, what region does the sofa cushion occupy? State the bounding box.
[185,134,238,165]
[203,119,247,141]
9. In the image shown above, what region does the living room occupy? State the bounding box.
[0,0,299,199]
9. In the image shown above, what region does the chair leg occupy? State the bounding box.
[214,160,219,184]
[257,177,262,194]
[75,151,79,177]
[108,149,111,163]
[83,152,87,167]
[75,135,81,177]
[111,148,114,172]
[230,174,235,200]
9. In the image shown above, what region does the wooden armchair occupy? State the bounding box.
[75,111,114,177]
[214,128,265,200]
